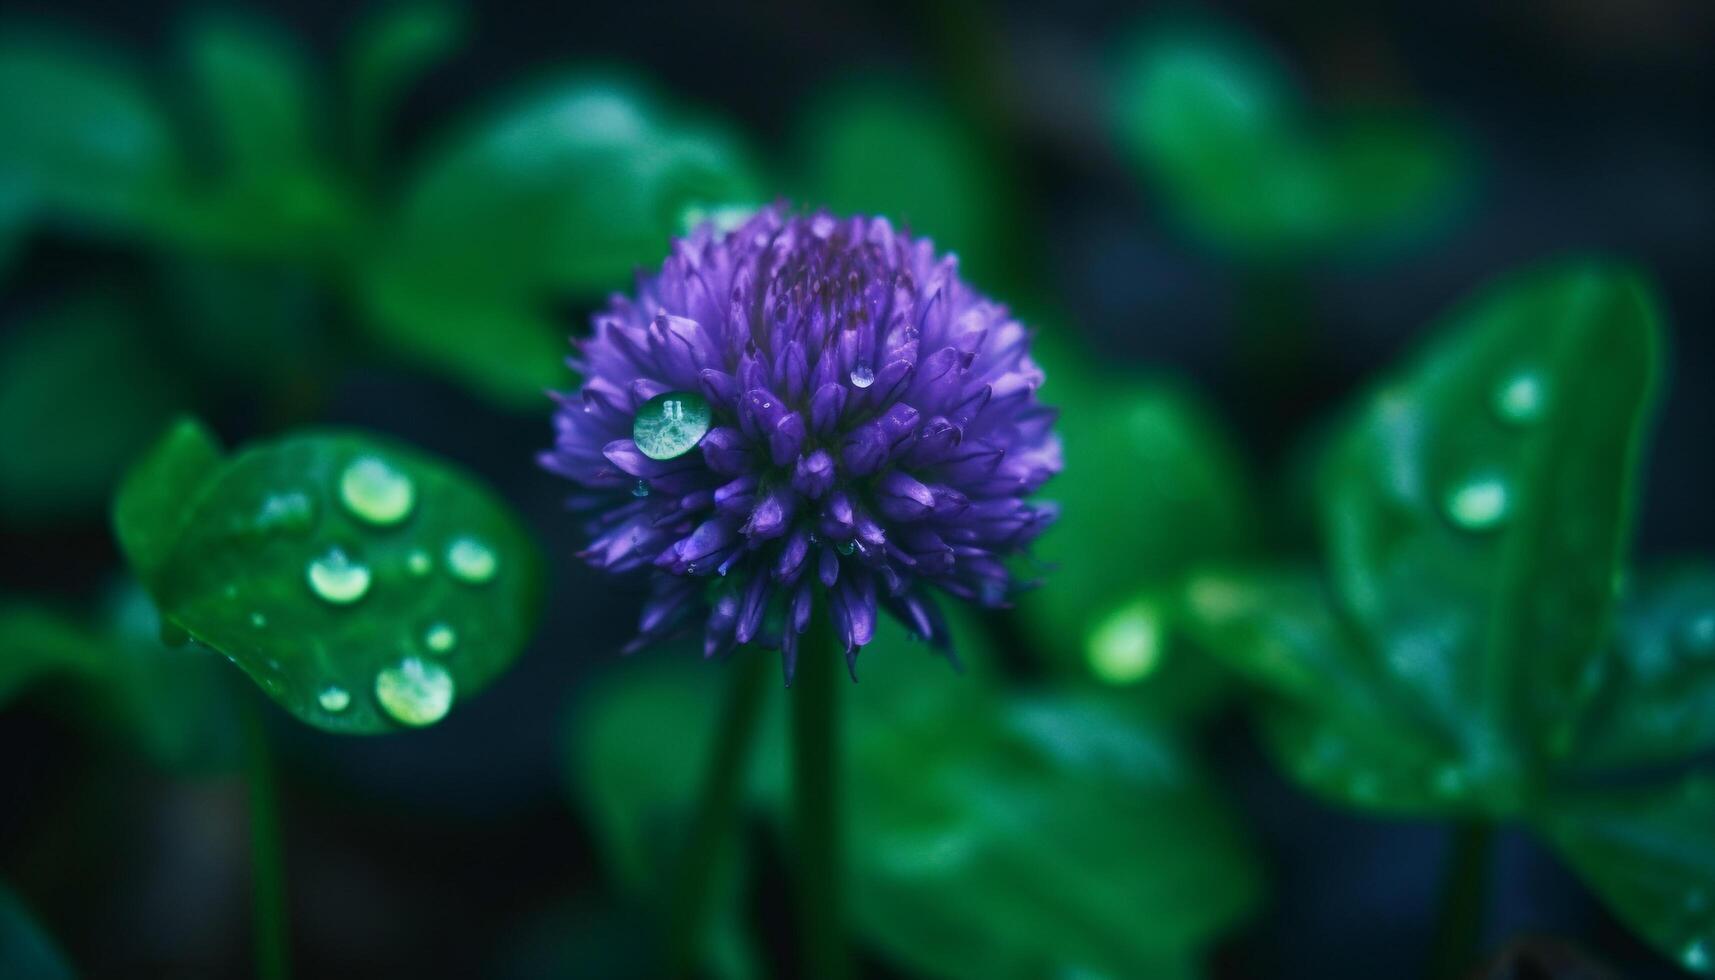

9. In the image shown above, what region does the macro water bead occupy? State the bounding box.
[541,206,1061,679]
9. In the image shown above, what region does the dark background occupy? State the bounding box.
[1,0,1711,976]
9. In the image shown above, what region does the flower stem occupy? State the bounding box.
[792,613,847,980]
[1429,820,1493,979]
[242,696,291,980]
[663,650,769,976]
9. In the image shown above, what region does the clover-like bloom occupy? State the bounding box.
[541,206,1059,679]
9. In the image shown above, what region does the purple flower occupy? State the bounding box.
[541,206,1060,680]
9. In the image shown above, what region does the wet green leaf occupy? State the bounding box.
[366,75,760,406]
[1322,261,1661,770]
[112,416,223,584]
[1559,565,1715,773]
[1538,774,1715,976]
[842,618,1259,978]
[0,297,185,523]
[1018,337,1252,714]
[0,882,74,980]
[794,80,1007,283]
[112,421,542,733]
[0,31,184,234]
[1111,20,1465,258]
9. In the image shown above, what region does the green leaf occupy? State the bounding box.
[1538,774,1715,976]
[345,1,464,174]
[842,617,1260,978]
[0,882,74,980]
[1110,20,1465,257]
[794,80,1008,284]
[0,604,108,706]
[0,297,186,524]
[1558,565,1715,773]
[112,416,223,584]
[175,14,353,254]
[0,31,184,234]
[1018,333,1252,715]
[366,75,760,407]
[1179,567,1508,814]
[113,421,543,733]
[1322,260,1661,773]
[561,656,762,980]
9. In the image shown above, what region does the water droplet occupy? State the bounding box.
[633,390,712,461]
[339,455,416,526]
[317,685,351,713]
[1682,611,1715,658]
[405,549,432,577]
[1087,599,1164,685]
[631,479,651,498]
[835,539,856,556]
[374,657,454,728]
[423,622,457,654]
[250,612,267,629]
[849,365,875,389]
[1493,371,1546,425]
[446,536,497,584]
[306,547,372,605]
[1444,474,1510,531]
[256,491,316,535]
[1683,938,1710,972]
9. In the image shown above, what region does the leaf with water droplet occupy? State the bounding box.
[1538,773,1715,976]
[1320,260,1662,770]
[112,419,542,733]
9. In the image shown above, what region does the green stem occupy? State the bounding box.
[792,612,847,980]
[663,651,770,976]
[242,697,291,980]
[1429,820,1493,979]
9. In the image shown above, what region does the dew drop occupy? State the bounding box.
[423,622,458,655]
[1493,371,1546,425]
[1087,599,1164,685]
[1444,474,1510,532]
[317,685,351,713]
[633,390,712,461]
[339,455,416,526]
[631,479,651,498]
[835,539,856,556]
[375,656,454,727]
[446,536,497,584]
[405,548,432,577]
[849,365,875,389]
[306,547,372,605]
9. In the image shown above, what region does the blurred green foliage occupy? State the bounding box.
[0,882,73,980]
[1111,18,1469,261]
[1184,260,1715,972]
[565,615,1261,979]
[112,417,544,733]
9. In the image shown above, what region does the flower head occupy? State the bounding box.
[541,206,1059,680]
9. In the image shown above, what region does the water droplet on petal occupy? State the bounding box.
[1445,474,1510,532]
[446,536,497,584]
[631,479,651,498]
[339,455,415,526]
[307,547,372,604]
[1493,371,1546,425]
[849,365,875,389]
[835,539,856,556]
[633,390,712,461]
[1087,599,1164,685]
[317,685,351,713]
[423,622,457,654]
[405,549,432,577]
[375,656,454,727]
